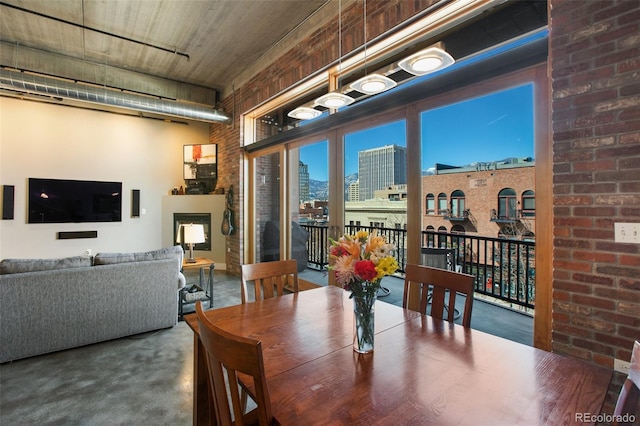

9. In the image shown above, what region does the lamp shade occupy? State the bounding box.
[176,223,206,244]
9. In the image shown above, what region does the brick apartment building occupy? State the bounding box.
[423,158,535,240]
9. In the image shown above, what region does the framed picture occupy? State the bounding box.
[184,144,217,180]
[174,213,211,251]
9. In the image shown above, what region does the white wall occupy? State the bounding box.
[0,97,210,259]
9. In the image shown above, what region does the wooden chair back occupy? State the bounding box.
[403,264,475,327]
[613,340,640,425]
[241,259,299,304]
[196,302,274,426]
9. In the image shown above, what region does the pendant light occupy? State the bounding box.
[288,106,322,120]
[397,42,455,76]
[313,0,355,110]
[349,0,396,96]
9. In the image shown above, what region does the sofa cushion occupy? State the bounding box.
[0,256,92,275]
[94,246,183,266]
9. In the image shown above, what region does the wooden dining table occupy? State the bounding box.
[185,285,612,425]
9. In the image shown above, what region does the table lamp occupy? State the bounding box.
[177,223,205,263]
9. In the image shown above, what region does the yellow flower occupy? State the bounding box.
[354,230,369,242]
[375,256,399,280]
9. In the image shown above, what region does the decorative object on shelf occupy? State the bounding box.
[329,230,398,353]
[221,186,234,236]
[176,223,205,263]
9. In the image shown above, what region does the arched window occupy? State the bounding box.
[437,193,447,215]
[437,226,447,233]
[424,225,435,247]
[521,190,535,217]
[498,188,517,219]
[451,190,465,218]
[451,224,465,234]
[426,193,435,215]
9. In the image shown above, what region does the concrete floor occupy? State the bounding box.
[0,269,533,425]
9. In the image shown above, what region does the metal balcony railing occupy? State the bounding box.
[299,224,535,310]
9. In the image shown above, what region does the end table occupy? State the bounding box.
[179,258,215,320]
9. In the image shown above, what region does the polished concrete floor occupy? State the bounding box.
[0,269,533,425]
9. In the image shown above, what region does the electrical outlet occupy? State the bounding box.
[614,358,631,374]
[614,223,640,244]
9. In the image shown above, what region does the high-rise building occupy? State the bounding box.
[358,145,407,201]
[299,161,309,203]
[348,181,359,202]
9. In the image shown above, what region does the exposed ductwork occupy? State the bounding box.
[0,68,231,123]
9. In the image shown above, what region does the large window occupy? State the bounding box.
[522,190,535,217]
[498,188,518,219]
[451,190,466,218]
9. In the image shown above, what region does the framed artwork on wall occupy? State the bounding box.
[174,213,211,251]
[184,144,217,180]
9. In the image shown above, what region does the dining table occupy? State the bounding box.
[185,285,612,425]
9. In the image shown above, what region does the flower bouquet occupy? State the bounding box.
[329,230,399,353]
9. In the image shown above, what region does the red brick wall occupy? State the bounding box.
[549,0,639,366]
[550,0,640,415]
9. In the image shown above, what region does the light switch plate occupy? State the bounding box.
[614,223,640,244]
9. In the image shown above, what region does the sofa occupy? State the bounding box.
[0,246,185,363]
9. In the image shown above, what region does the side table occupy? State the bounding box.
[179,258,215,320]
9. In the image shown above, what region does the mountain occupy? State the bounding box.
[308,173,358,200]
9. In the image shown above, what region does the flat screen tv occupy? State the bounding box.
[28,178,122,223]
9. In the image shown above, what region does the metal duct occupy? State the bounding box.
[0,69,231,123]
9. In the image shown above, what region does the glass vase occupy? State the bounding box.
[352,292,377,353]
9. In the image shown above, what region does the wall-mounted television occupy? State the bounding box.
[28,178,122,224]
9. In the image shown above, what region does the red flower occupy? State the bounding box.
[354,260,377,281]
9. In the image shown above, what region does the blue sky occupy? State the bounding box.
[299,83,534,181]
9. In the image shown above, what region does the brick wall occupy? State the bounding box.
[550,0,640,415]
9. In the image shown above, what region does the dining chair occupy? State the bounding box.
[420,247,461,320]
[241,259,299,304]
[196,301,275,426]
[613,340,640,425]
[403,264,475,327]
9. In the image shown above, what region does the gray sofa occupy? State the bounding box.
[0,246,185,363]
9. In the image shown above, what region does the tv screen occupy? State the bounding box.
[28,178,122,223]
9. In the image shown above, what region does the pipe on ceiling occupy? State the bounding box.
[0,69,231,123]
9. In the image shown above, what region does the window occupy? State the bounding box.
[437,193,447,215]
[451,224,465,234]
[522,190,535,217]
[451,190,466,218]
[498,188,517,219]
[426,194,435,215]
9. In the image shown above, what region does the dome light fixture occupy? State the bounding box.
[314,92,355,109]
[350,74,397,95]
[397,45,455,76]
[287,106,322,120]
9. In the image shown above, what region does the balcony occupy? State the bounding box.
[442,208,470,221]
[300,224,535,310]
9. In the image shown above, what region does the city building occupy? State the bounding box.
[422,158,535,239]
[358,144,407,201]
[298,161,309,203]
